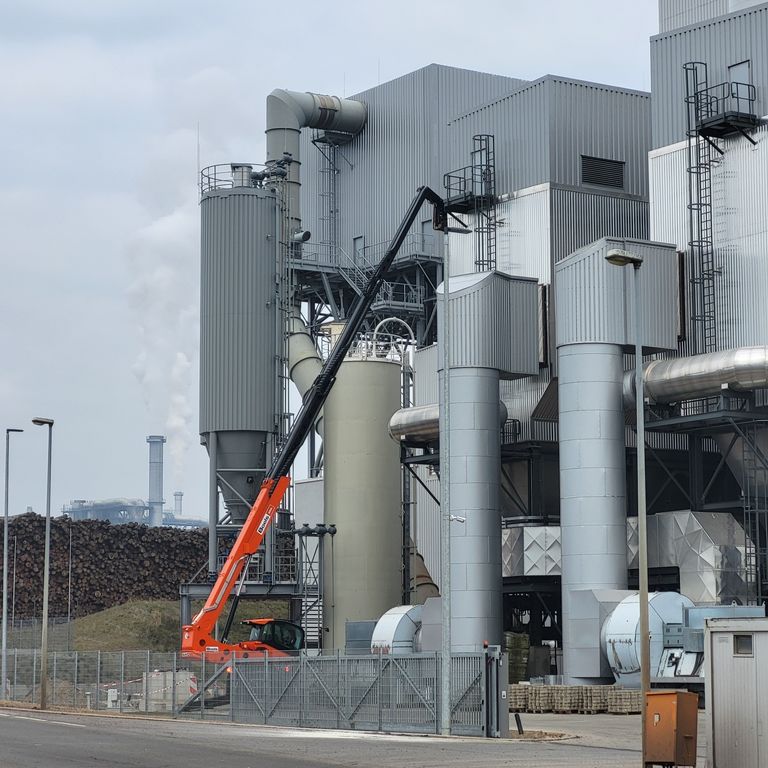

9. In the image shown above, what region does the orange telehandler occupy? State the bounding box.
[181,186,448,663]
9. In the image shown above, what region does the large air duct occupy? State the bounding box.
[388,401,508,446]
[621,346,768,494]
[266,89,366,233]
[622,346,768,408]
[146,435,166,527]
[287,310,324,438]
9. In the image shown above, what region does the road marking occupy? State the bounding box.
[11,715,86,728]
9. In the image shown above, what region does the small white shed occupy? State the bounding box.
[704,617,768,768]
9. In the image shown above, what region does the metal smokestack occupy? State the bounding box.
[146,435,166,527]
[174,491,183,519]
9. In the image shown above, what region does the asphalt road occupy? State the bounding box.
[0,707,703,767]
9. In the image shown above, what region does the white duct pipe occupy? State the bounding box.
[266,89,366,234]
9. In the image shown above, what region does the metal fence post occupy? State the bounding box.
[299,655,304,728]
[200,653,205,719]
[119,651,124,714]
[144,650,150,714]
[73,651,78,708]
[32,648,36,702]
[52,652,57,707]
[95,650,101,710]
[264,654,270,726]
[229,654,235,723]
[171,652,177,717]
[378,650,383,732]
[336,650,341,729]
[435,652,439,734]
[13,648,17,701]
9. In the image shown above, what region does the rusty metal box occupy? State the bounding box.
[644,690,699,766]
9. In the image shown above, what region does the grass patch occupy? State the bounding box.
[72,598,290,651]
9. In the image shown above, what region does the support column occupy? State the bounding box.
[207,432,218,578]
[558,343,627,682]
[448,366,502,652]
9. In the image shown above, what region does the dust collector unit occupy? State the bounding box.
[199,178,278,523]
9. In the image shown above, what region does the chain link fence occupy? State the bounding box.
[1,649,490,735]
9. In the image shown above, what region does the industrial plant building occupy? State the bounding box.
[186,0,768,685]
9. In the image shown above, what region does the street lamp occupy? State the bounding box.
[3,428,24,699]
[606,248,650,760]
[32,417,54,710]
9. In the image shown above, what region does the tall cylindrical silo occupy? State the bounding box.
[200,183,278,525]
[322,357,403,649]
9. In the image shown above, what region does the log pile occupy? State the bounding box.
[0,513,207,618]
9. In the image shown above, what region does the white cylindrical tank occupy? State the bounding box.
[601,592,694,688]
[323,357,402,649]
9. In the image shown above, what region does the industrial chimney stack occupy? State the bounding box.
[146,435,166,527]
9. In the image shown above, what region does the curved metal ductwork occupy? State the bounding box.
[287,310,324,438]
[388,401,508,446]
[622,346,768,408]
[266,89,367,233]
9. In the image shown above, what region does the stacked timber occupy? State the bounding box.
[504,631,529,683]
[0,513,207,618]
[606,687,642,714]
[507,683,529,712]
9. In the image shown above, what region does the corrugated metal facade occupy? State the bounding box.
[300,64,525,257]
[554,238,679,352]
[550,187,650,263]
[437,272,540,377]
[658,0,730,33]
[200,188,277,433]
[713,122,768,348]
[651,2,768,148]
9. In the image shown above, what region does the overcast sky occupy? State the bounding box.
[0,0,658,520]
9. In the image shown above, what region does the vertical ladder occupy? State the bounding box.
[313,135,339,265]
[684,62,720,354]
[742,424,768,604]
[472,134,498,272]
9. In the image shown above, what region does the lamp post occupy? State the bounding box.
[32,417,54,710]
[606,248,649,762]
[3,428,24,699]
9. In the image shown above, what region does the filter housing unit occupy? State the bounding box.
[200,183,278,523]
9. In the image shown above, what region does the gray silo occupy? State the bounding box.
[199,174,278,527]
[322,357,403,649]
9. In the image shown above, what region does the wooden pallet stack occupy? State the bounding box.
[504,631,530,683]
[552,685,583,713]
[507,683,529,712]
[606,687,643,714]
[580,685,610,714]
[527,684,555,713]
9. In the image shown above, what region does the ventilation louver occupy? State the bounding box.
[581,155,625,189]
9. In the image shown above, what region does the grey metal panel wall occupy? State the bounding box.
[659,0,729,32]
[713,124,768,349]
[200,187,277,434]
[300,65,525,257]
[550,187,650,263]
[555,237,679,351]
[547,79,651,198]
[414,344,438,406]
[651,3,768,148]
[446,77,650,197]
[437,272,540,377]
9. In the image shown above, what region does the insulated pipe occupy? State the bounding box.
[266,89,367,233]
[622,346,768,408]
[388,401,508,446]
[287,311,324,438]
